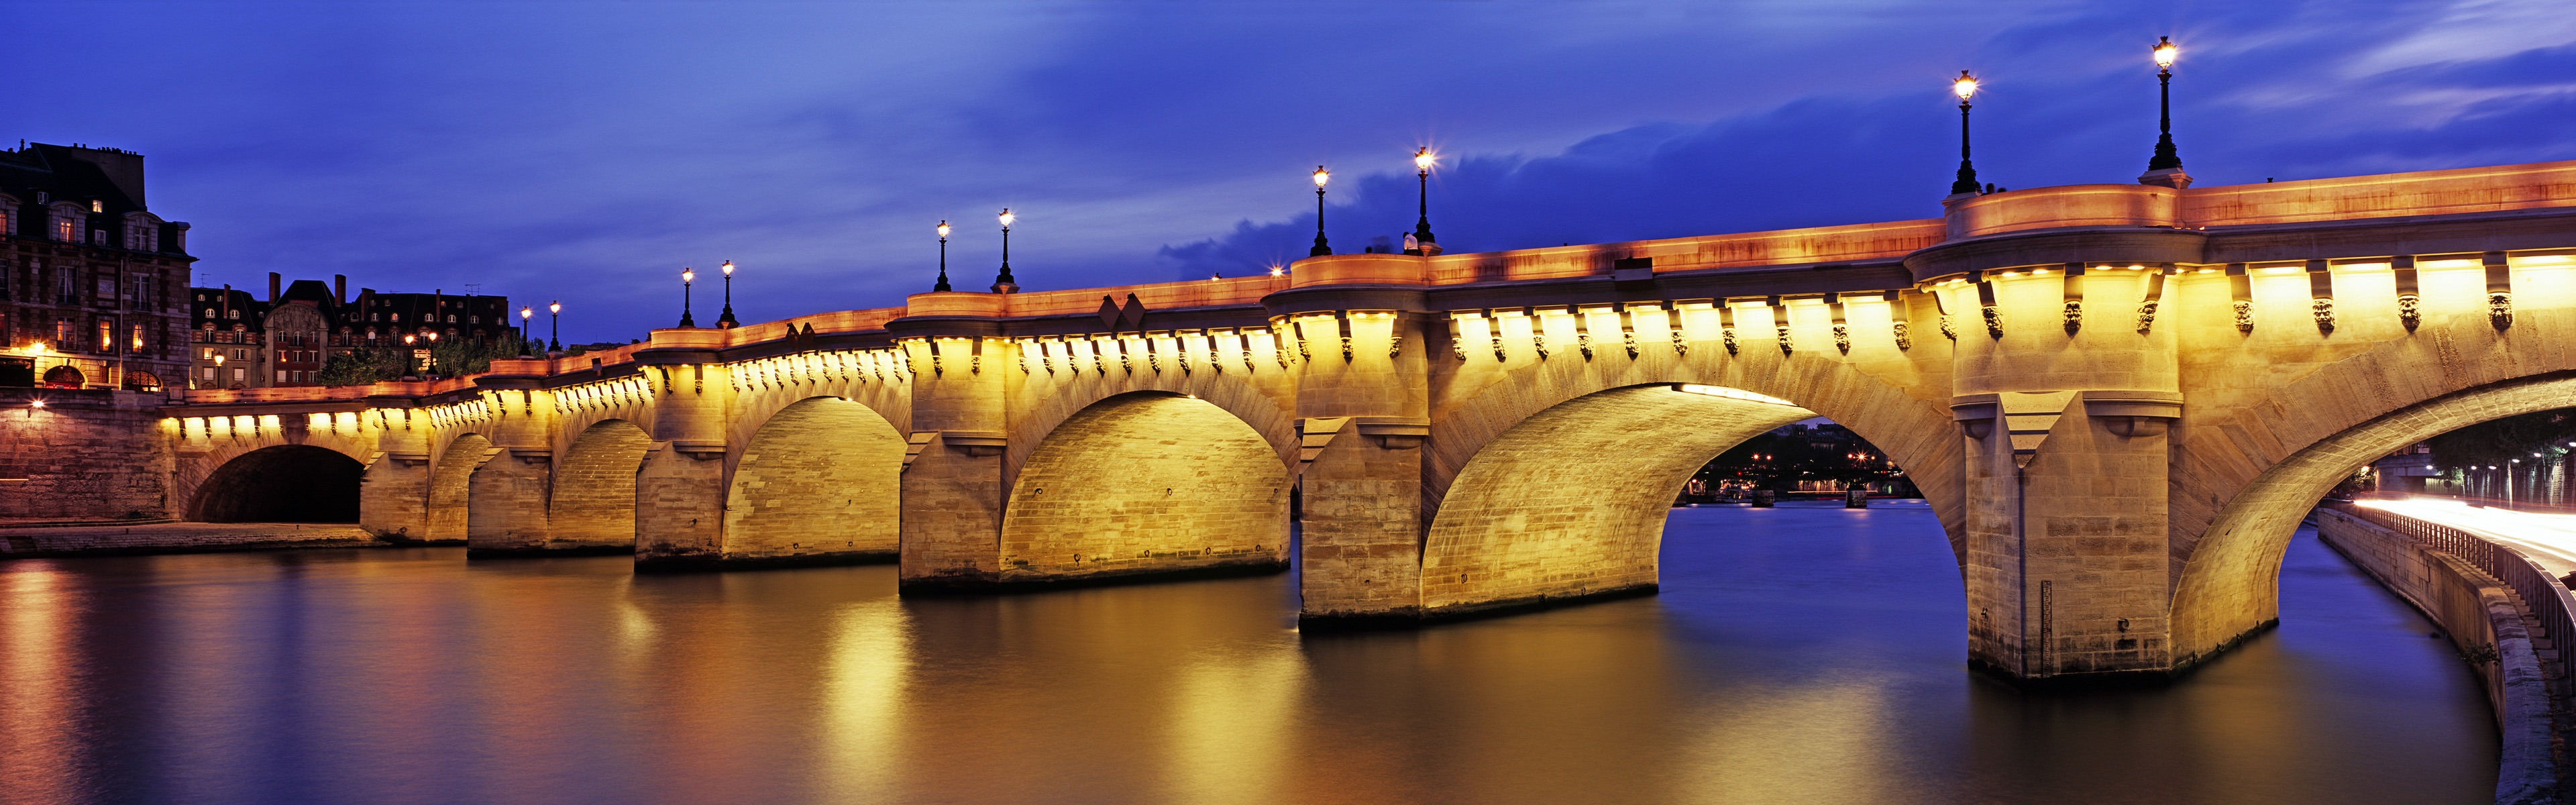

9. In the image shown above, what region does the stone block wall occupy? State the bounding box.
[0,389,171,521]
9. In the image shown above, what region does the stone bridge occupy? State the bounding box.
[167,159,2576,680]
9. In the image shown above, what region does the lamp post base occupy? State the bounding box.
[2137,167,2194,189]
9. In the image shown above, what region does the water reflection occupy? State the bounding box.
[0,504,2496,804]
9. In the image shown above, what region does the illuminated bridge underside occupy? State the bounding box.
[160,158,2576,680]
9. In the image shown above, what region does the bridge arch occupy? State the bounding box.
[426,433,494,543]
[720,395,905,562]
[186,444,365,523]
[549,418,652,551]
[999,390,1291,582]
[2172,330,2576,664]
[1004,368,1297,483]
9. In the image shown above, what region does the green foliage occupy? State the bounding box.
[318,338,543,386]
[316,347,409,386]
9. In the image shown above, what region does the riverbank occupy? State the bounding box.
[2314,507,2560,805]
[0,521,382,558]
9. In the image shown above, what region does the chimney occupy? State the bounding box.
[268,272,281,303]
[333,274,347,305]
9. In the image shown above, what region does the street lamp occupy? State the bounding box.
[678,267,698,328]
[1409,148,1439,255]
[717,260,739,329]
[1949,70,1982,197]
[1310,166,1332,257]
[992,209,1020,293]
[934,220,953,292]
[519,306,533,357]
[547,301,561,352]
[2141,36,2190,187]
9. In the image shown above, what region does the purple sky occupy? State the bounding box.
[6,1,2571,343]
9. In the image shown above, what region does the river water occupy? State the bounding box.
[0,502,2495,804]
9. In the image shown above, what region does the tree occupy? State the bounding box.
[316,337,541,386]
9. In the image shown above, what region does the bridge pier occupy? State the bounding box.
[633,351,733,570]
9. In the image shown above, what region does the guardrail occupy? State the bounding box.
[2337,502,2576,692]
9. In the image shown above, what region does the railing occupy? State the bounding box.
[2339,502,2576,687]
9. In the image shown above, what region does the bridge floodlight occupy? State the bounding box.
[1949,70,1981,197]
[1311,166,1332,257]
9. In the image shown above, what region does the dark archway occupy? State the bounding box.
[188,445,364,523]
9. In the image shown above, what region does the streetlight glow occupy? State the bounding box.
[682,267,695,284]
[721,260,735,276]
[2153,36,2178,69]
[521,307,533,321]
[937,221,951,239]
[1312,166,1330,187]
[1952,70,1978,101]
[1413,148,1436,172]
[998,209,1016,227]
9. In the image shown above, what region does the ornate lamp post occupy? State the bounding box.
[547,301,561,352]
[519,306,534,356]
[678,267,698,328]
[1409,148,1440,255]
[1949,70,1982,197]
[1310,166,1332,257]
[2141,36,2191,188]
[424,331,441,377]
[991,209,1020,293]
[934,220,953,292]
[717,260,739,329]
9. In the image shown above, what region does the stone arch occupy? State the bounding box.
[721,395,906,563]
[1420,383,1831,614]
[1428,349,1962,560]
[2171,370,2576,665]
[548,418,652,551]
[1004,368,1297,486]
[185,444,365,523]
[425,433,494,543]
[999,390,1291,582]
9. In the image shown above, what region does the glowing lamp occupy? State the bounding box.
[682,267,696,284]
[998,209,1016,228]
[1952,71,1978,101]
[1413,148,1436,172]
[2153,36,2178,70]
[937,221,951,239]
[1313,166,1330,187]
[521,307,533,321]
[549,301,561,315]
[720,260,735,276]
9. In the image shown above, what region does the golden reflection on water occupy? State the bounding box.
[0,511,2502,805]
[818,598,912,802]
[0,566,76,803]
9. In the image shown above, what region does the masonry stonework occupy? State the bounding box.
[138,159,2576,680]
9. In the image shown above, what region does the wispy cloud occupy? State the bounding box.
[1,1,2567,340]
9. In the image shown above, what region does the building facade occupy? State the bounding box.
[0,143,195,395]
[189,274,519,388]
[187,285,266,390]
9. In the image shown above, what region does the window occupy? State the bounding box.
[90,229,106,246]
[231,367,244,382]
[55,215,75,241]
[0,209,11,236]
[370,313,380,322]
[55,317,74,347]
[446,314,456,324]
[57,270,74,304]
[131,323,145,354]
[202,347,213,359]
[97,319,115,354]
[275,370,284,383]
[390,313,400,322]
[201,367,215,381]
